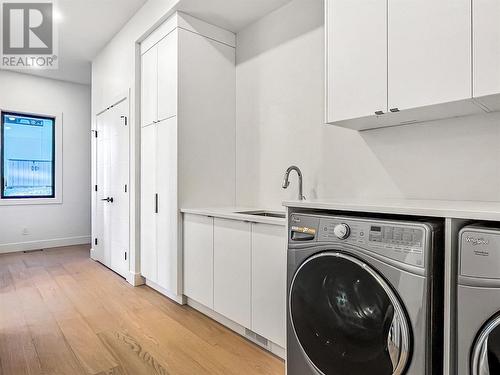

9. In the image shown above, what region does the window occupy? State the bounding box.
[1,112,56,199]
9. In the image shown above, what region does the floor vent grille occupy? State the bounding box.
[23,249,44,253]
[244,328,269,348]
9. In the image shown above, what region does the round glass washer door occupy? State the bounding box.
[290,252,411,375]
[471,314,500,375]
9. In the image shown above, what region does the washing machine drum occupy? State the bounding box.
[290,252,411,375]
[471,315,500,375]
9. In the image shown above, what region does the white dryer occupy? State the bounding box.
[457,225,500,375]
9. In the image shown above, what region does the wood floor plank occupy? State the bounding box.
[97,331,169,375]
[0,291,42,375]
[0,246,285,375]
[136,287,282,374]
[96,365,126,375]
[30,266,119,374]
[8,263,87,375]
[57,317,119,374]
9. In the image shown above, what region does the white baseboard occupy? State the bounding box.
[0,236,91,254]
[127,272,145,286]
[187,297,286,359]
[144,279,186,305]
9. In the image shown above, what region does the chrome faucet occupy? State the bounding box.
[282,166,305,201]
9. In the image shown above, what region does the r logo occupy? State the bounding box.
[2,2,53,54]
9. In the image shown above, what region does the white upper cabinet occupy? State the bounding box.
[141,47,158,127]
[388,0,471,111]
[157,31,178,121]
[473,0,500,110]
[141,30,179,127]
[326,0,387,122]
[325,0,498,130]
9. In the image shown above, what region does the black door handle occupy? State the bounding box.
[101,197,114,203]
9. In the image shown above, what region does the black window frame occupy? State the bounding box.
[1,111,56,200]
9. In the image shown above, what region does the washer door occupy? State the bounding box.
[471,315,500,375]
[290,252,411,375]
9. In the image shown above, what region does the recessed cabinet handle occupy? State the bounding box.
[390,108,400,113]
[375,110,384,115]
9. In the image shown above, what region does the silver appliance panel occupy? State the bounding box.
[460,227,500,280]
[289,214,429,268]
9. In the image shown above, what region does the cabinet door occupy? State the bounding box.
[141,46,158,127]
[473,0,500,102]
[157,30,178,121]
[326,0,387,122]
[388,0,471,111]
[140,124,157,281]
[156,117,178,292]
[251,223,286,347]
[183,214,214,308]
[214,218,251,328]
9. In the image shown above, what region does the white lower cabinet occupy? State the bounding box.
[183,214,286,349]
[251,223,287,347]
[213,218,252,328]
[183,214,214,309]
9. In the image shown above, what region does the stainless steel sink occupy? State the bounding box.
[236,210,286,219]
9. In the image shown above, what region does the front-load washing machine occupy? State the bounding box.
[287,213,444,375]
[457,225,500,375]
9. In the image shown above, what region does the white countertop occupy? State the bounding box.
[283,198,500,221]
[180,207,286,226]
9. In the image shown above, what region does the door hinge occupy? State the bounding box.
[94,185,98,192]
[124,184,127,193]
[94,130,98,138]
[121,115,128,126]
[94,238,98,246]
[124,251,127,261]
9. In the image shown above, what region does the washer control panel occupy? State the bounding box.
[290,214,428,268]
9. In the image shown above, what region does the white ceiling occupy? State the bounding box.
[3,0,292,85]
[3,0,148,85]
[178,0,293,32]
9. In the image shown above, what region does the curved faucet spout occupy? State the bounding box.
[282,166,305,201]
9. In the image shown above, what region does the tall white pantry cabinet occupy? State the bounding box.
[140,13,236,302]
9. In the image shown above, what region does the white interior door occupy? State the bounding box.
[95,98,130,278]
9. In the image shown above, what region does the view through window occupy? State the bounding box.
[1,112,56,199]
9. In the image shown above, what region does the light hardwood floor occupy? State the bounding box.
[0,245,285,375]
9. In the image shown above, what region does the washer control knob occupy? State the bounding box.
[334,223,350,240]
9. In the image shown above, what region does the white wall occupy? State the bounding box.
[235,0,500,210]
[0,71,91,253]
[92,0,183,280]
